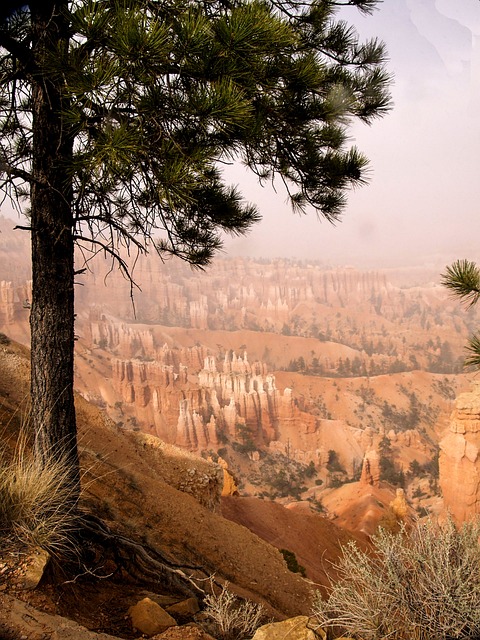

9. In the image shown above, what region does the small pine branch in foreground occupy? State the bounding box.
[0,430,79,556]
[441,260,480,308]
[442,260,480,369]
[313,516,480,639]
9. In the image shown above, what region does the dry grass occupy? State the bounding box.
[203,582,266,640]
[0,429,79,556]
[313,516,480,640]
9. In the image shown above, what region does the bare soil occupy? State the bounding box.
[0,338,348,639]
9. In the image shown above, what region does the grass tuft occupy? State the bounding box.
[0,430,79,556]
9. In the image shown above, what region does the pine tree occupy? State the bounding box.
[442,260,480,368]
[0,0,391,501]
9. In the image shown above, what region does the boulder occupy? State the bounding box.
[128,597,177,636]
[166,597,200,617]
[20,547,50,590]
[153,623,216,639]
[252,616,324,639]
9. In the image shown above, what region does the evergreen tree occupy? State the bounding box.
[442,260,480,368]
[0,0,391,500]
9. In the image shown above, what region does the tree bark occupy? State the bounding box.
[30,1,79,498]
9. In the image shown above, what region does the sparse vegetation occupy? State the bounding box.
[327,450,344,473]
[378,436,404,487]
[203,582,266,640]
[280,548,306,577]
[313,516,480,640]
[251,453,314,500]
[432,377,457,401]
[232,423,257,455]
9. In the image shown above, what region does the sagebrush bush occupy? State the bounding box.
[0,431,79,555]
[313,516,480,640]
[203,582,265,640]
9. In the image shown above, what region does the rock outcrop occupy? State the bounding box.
[128,597,177,636]
[0,280,31,326]
[0,216,471,522]
[360,450,380,486]
[440,383,480,521]
[252,616,322,640]
[107,340,338,459]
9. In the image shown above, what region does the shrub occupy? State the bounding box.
[327,450,344,473]
[203,582,265,640]
[328,474,346,489]
[280,548,306,577]
[0,431,79,556]
[313,516,480,639]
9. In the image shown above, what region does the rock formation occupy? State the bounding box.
[0,280,31,326]
[252,616,319,640]
[0,216,472,518]
[440,383,480,521]
[360,450,380,486]
[109,343,328,457]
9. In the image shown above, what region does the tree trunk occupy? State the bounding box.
[30,1,79,498]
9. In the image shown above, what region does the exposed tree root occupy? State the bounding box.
[78,512,210,599]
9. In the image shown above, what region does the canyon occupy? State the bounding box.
[1,217,479,528]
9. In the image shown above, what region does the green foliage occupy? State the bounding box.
[313,517,480,640]
[329,474,347,489]
[442,260,480,369]
[378,436,404,487]
[442,260,480,308]
[327,449,344,473]
[0,0,391,500]
[232,423,256,455]
[379,458,404,487]
[231,440,256,455]
[356,384,376,404]
[252,453,314,500]
[408,451,439,481]
[381,394,423,432]
[280,548,306,577]
[432,377,456,401]
[408,459,422,477]
[305,460,317,478]
[423,450,439,480]
[1,0,391,267]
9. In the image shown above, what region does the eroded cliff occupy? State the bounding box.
[440,383,480,521]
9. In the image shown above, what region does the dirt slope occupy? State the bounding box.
[220,496,367,588]
[0,337,355,636]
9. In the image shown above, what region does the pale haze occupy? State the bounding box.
[2,1,480,269]
[224,0,480,268]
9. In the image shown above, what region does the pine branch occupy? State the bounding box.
[464,334,480,370]
[441,260,480,308]
[0,159,34,183]
[0,30,33,70]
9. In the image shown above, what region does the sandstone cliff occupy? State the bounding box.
[440,383,480,521]
[0,217,474,524]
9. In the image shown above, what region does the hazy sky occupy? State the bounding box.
[224,0,480,268]
[2,1,480,269]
